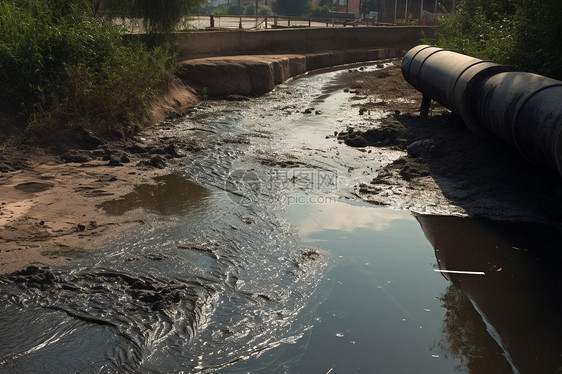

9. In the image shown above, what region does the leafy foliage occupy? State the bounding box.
[257,5,274,16]
[244,4,273,16]
[0,0,178,135]
[244,4,256,16]
[272,0,311,16]
[207,4,228,16]
[310,5,330,17]
[101,0,201,33]
[431,0,562,79]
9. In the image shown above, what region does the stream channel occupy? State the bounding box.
[1,64,561,374]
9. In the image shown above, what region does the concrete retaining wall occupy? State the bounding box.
[173,26,434,59]
[179,48,398,97]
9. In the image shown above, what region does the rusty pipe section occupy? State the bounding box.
[401,45,562,175]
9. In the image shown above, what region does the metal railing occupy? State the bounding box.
[113,15,393,33]
[189,15,393,30]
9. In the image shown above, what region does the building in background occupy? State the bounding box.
[328,0,457,23]
[201,0,456,23]
[316,0,456,23]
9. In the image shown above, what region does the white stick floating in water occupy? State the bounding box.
[434,269,485,275]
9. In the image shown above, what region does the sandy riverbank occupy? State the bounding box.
[0,81,200,274]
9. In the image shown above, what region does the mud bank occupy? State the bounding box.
[0,80,201,274]
[0,131,209,274]
[337,62,562,226]
[179,48,397,97]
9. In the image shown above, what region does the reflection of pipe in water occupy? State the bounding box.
[402,45,562,175]
[415,214,562,374]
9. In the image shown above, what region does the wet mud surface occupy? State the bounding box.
[334,62,562,224]
[0,128,206,273]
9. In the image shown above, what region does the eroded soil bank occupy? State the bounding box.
[0,80,201,274]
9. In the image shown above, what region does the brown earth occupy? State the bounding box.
[0,81,200,274]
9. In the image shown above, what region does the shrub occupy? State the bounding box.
[431,2,515,65]
[210,4,229,16]
[244,4,256,16]
[243,4,272,16]
[0,0,178,136]
[30,43,177,135]
[258,5,273,16]
[228,5,244,15]
[272,0,311,16]
[310,5,330,17]
[430,0,562,80]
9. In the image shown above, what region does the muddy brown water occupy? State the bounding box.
[99,174,210,216]
[0,63,560,373]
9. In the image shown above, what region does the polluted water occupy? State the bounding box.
[1,63,561,374]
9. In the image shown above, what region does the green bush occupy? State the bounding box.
[101,0,201,33]
[430,2,515,65]
[243,4,272,16]
[0,0,178,136]
[228,5,244,15]
[258,5,273,16]
[244,4,256,16]
[272,0,311,16]
[430,0,562,80]
[310,5,330,17]
[210,4,229,16]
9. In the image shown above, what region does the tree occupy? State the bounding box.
[100,0,202,33]
[272,0,311,16]
[431,0,562,79]
[361,0,379,18]
[509,0,562,79]
[258,5,273,16]
[244,3,255,16]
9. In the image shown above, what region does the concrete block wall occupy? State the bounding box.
[173,26,434,59]
[180,48,400,97]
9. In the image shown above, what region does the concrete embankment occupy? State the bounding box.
[175,26,432,97]
[173,27,434,59]
[179,48,397,97]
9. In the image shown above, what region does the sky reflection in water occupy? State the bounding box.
[224,196,562,373]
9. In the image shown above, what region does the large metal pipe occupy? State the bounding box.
[401,45,562,175]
